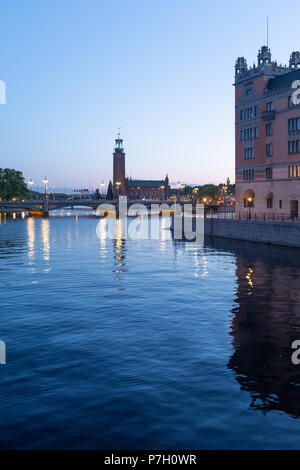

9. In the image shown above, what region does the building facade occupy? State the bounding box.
[235,46,300,217]
[113,133,170,200]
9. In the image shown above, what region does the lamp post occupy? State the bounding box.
[247,197,253,219]
[222,185,228,217]
[43,177,48,200]
[101,180,105,200]
[28,178,34,200]
[116,181,121,198]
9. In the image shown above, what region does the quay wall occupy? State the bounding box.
[193,218,300,248]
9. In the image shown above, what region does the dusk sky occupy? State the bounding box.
[1,0,300,190]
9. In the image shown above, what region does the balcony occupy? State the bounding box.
[261,110,276,121]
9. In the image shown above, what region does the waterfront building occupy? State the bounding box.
[113,133,170,200]
[235,46,300,217]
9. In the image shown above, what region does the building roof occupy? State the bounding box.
[128,179,165,188]
[268,68,300,90]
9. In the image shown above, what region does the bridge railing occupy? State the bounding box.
[205,210,300,222]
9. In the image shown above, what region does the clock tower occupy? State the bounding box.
[113,133,126,197]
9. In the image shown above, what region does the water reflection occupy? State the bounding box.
[205,237,300,419]
[27,217,35,263]
[171,232,300,419]
[113,218,126,283]
[98,218,107,259]
[41,218,50,268]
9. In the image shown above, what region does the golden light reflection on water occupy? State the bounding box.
[160,217,169,252]
[114,219,126,283]
[66,225,72,250]
[246,267,254,294]
[202,255,208,278]
[41,219,50,266]
[98,218,107,258]
[27,217,35,263]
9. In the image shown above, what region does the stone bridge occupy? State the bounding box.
[0,198,200,216]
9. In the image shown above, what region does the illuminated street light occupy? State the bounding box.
[247,197,253,219]
[101,180,105,199]
[43,176,48,200]
[28,178,34,200]
[116,181,121,197]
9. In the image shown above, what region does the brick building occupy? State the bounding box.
[235,46,300,217]
[113,133,169,200]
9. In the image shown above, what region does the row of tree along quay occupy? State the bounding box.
[176,179,235,203]
[0,168,28,201]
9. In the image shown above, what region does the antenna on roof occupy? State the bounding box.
[267,16,269,48]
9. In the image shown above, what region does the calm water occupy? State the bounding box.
[1,212,300,449]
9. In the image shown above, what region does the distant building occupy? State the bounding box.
[113,133,169,200]
[235,45,300,217]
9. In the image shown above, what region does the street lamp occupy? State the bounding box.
[116,181,121,198]
[101,180,105,199]
[222,185,228,216]
[43,176,48,200]
[247,197,253,219]
[28,178,34,200]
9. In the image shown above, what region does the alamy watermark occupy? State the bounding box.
[291,80,300,106]
[95,196,204,246]
[0,340,6,365]
[0,80,6,104]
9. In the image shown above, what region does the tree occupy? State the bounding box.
[0,168,28,200]
[94,188,101,200]
[106,180,114,200]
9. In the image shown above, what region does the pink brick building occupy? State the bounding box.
[235,46,300,218]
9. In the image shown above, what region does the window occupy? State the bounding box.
[266,167,273,180]
[240,107,257,121]
[279,200,282,209]
[266,143,273,157]
[266,123,273,136]
[267,198,273,209]
[288,165,300,178]
[240,127,259,142]
[266,102,273,111]
[288,140,300,154]
[288,118,300,132]
[244,147,254,159]
[243,169,255,181]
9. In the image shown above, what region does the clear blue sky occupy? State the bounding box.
[1,0,300,190]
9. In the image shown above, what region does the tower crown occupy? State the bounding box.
[258,45,272,65]
[235,57,248,76]
[289,51,300,69]
[114,133,124,153]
